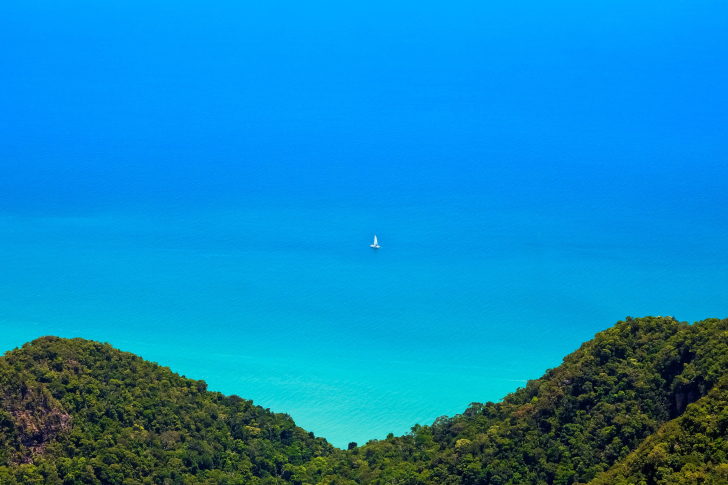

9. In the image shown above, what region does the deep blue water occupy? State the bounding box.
[1,0,728,447]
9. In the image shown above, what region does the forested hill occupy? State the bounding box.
[589,374,728,485]
[2,316,728,485]
[328,316,728,485]
[0,337,339,484]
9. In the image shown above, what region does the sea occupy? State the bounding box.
[1,0,727,448]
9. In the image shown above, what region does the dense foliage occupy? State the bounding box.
[591,375,728,485]
[0,337,338,484]
[2,316,728,485]
[324,317,728,485]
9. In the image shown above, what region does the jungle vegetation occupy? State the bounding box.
[2,316,728,484]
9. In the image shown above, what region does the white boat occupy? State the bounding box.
[370,235,380,249]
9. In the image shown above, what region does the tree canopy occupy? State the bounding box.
[2,316,728,484]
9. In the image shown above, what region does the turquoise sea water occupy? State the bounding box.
[2,1,728,447]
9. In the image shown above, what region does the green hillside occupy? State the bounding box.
[0,337,338,484]
[590,375,728,485]
[2,316,728,485]
[323,316,728,485]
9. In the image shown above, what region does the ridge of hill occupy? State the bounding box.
[1,316,728,485]
[0,336,338,484]
[324,316,728,485]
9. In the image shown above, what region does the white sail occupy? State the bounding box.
[373,235,378,245]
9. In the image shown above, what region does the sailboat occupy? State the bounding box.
[370,235,380,249]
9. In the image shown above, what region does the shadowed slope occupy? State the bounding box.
[590,373,728,484]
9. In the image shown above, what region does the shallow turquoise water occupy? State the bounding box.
[2,202,727,446]
[1,0,728,447]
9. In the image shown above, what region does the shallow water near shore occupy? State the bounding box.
[2,0,728,447]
